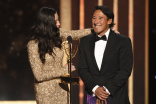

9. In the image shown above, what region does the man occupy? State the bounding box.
[77,6,133,104]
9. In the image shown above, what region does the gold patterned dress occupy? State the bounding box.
[27,28,91,104]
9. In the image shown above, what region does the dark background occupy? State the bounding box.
[0,0,155,104]
[0,0,60,100]
[149,0,156,103]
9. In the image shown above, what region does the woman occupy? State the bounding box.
[27,7,92,104]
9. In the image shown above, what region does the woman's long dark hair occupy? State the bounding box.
[27,7,62,63]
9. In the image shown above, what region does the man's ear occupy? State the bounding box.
[108,18,112,25]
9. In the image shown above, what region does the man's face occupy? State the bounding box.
[92,10,112,36]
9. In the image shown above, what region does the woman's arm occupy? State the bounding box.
[27,40,68,82]
[59,28,119,40]
[59,28,92,40]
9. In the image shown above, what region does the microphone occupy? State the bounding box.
[67,36,72,44]
[67,36,72,104]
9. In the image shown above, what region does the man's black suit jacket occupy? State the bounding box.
[77,30,133,104]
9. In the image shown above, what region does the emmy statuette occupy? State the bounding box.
[60,40,79,85]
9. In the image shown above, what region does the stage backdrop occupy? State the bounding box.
[0,0,155,104]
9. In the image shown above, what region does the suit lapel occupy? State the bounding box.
[89,33,99,71]
[100,30,116,71]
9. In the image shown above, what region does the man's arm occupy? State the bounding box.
[77,38,98,92]
[105,37,133,96]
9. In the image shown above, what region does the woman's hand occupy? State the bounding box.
[111,27,120,34]
[65,63,76,72]
[71,65,76,72]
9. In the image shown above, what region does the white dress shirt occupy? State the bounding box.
[92,28,110,95]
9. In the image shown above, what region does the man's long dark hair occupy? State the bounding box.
[27,7,62,63]
[93,6,115,28]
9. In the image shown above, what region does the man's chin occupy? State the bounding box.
[93,29,101,33]
[94,31,101,35]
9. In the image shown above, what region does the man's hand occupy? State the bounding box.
[96,97,107,104]
[96,97,101,104]
[95,87,109,100]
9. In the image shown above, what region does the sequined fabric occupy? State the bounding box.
[87,95,109,104]
[87,95,96,104]
[59,28,91,41]
[27,28,91,104]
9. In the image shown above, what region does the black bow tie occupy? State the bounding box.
[95,35,107,42]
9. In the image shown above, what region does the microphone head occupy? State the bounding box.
[67,36,72,44]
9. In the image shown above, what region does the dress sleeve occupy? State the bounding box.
[59,28,92,40]
[27,40,68,82]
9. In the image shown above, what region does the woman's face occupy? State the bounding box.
[55,12,60,28]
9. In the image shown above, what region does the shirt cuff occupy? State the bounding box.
[103,86,110,95]
[92,85,100,96]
